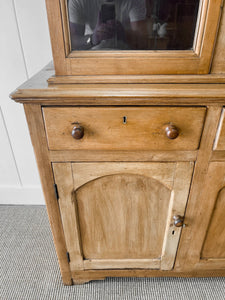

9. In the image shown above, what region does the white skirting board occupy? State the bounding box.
[0,186,45,205]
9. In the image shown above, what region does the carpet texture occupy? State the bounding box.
[1,205,224,300]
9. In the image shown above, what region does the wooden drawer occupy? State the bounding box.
[214,108,225,150]
[43,107,206,151]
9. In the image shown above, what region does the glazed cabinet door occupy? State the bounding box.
[197,162,225,269]
[53,162,193,272]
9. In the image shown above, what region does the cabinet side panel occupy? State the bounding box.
[23,104,72,285]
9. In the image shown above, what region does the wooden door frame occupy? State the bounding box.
[174,107,224,271]
[46,0,223,75]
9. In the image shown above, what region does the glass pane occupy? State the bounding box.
[68,0,200,51]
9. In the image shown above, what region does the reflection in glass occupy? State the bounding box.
[68,0,200,51]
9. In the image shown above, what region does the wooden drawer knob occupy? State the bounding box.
[173,215,184,227]
[71,123,84,140]
[165,124,179,139]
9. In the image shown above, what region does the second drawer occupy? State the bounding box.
[43,106,206,151]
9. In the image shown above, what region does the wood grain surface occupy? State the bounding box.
[11,83,225,105]
[48,74,225,85]
[76,173,171,260]
[174,107,223,270]
[71,269,225,284]
[200,163,225,259]
[201,187,225,259]
[49,150,198,162]
[71,162,192,270]
[43,107,206,151]
[72,162,176,190]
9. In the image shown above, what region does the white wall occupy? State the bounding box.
[0,0,52,204]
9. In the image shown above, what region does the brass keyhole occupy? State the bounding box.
[123,116,127,124]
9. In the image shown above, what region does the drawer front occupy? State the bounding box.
[43,107,206,151]
[214,108,225,150]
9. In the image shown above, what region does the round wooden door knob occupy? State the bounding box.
[165,124,179,139]
[173,215,184,227]
[71,123,84,140]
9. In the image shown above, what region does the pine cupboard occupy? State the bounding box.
[11,0,225,285]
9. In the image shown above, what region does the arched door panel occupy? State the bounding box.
[76,174,171,260]
[53,162,194,271]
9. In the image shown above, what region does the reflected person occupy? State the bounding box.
[68,0,147,50]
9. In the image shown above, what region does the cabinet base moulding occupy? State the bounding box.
[71,269,225,285]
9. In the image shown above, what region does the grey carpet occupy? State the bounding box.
[1,205,224,300]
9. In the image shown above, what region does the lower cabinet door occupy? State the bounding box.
[197,162,225,269]
[53,162,193,272]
